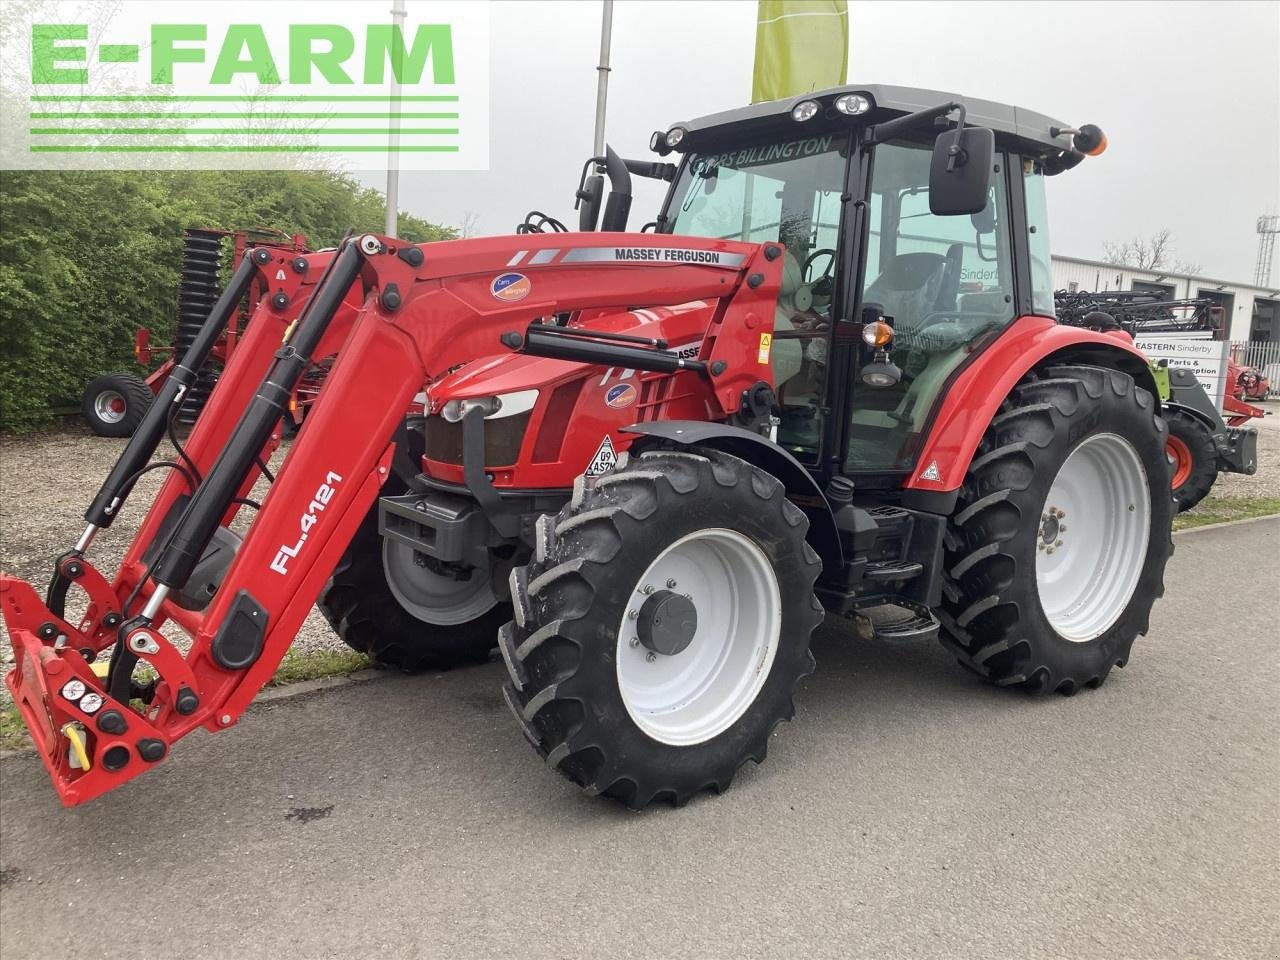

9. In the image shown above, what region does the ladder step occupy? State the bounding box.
[859,602,940,642]
[864,559,923,581]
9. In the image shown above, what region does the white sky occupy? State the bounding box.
[364,0,1280,282]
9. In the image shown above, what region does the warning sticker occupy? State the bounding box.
[919,460,942,482]
[586,435,619,476]
[757,332,773,364]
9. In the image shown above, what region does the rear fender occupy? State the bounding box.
[623,421,842,571]
[906,317,1160,494]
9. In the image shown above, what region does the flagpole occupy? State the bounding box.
[591,0,614,158]
[385,0,407,237]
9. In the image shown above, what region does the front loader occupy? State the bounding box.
[3,83,1175,809]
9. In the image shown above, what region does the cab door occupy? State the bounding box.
[838,137,1017,476]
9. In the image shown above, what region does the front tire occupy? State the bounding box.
[1164,408,1217,512]
[317,480,508,672]
[499,447,823,808]
[939,365,1173,694]
[82,372,152,437]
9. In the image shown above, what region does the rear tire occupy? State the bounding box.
[1164,408,1217,512]
[82,372,152,437]
[939,365,1173,694]
[499,447,823,809]
[317,478,507,672]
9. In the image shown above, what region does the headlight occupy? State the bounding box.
[438,389,538,424]
[791,100,820,122]
[834,93,871,116]
[441,396,501,423]
[665,126,686,148]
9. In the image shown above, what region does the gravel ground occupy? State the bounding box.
[2,400,1277,679]
[0,423,344,681]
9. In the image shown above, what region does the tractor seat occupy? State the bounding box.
[863,252,948,338]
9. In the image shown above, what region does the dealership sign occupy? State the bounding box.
[1133,333,1230,410]
[0,1,489,171]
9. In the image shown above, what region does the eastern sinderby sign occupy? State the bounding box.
[0,1,489,171]
[1133,333,1230,411]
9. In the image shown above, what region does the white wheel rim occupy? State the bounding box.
[616,528,781,746]
[94,390,126,424]
[1035,433,1150,642]
[381,540,498,626]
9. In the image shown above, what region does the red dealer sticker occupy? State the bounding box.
[491,273,531,302]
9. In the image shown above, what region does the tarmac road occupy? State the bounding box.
[1,518,1277,960]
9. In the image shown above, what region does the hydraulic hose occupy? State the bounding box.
[150,242,363,591]
[83,250,266,530]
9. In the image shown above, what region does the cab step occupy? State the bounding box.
[863,558,923,581]
[857,601,940,642]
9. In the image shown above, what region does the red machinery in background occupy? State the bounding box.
[81,228,312,436]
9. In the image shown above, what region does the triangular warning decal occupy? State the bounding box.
[919,460,941,482]
[585,435,618,476]
[275,269,287,280]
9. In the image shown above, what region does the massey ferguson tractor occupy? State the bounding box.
[3,84,1181,809]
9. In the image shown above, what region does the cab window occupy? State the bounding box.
[666,135,851,462]
[846,140,1014,473]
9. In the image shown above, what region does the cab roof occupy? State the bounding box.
[671,82,1076,157]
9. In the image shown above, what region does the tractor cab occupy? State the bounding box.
[644,84,1103,482]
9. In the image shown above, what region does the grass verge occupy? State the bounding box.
[1172,495,1280,531]
[0,648,373,752]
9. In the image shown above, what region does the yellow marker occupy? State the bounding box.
[90,661,110,679]
[282,318,298,343]
[757,332,773,364]
[63,722,91,771]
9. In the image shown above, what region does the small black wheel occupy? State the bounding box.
[939,365,1174,694]
[317,474,508,672]
[1163,408,1218,512]
[81,373,152,437]
[499,447,823,809]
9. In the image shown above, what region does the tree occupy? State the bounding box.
[1103,229,1202,275]
[0,170,456,429]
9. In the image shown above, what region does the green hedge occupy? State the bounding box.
[0,170,455,430]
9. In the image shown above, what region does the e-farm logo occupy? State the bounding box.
[1,1,489,172]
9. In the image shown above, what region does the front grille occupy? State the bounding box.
[423,412,532,467]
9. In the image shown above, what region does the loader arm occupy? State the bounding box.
[2,231,782,806]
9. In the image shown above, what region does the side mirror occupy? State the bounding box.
[929,127,994,216]
[576,174,604,231]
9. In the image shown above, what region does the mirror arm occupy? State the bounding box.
[944,104,969,171]
[868,101,962,145]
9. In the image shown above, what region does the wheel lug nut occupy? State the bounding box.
[645,652,657,663]
[1055,539,1063,547]
[627,609,638,620]
[641,584,654,595]
[1059,524,1067,531]
[629,637,640,647]
[1038,542,1046,550]
[1046,547,1055,555]
[666,578,677,588]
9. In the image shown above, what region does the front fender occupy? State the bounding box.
[906,316,1159,494]
[622,421,842,572]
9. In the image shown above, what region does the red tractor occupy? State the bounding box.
[4,84,1178,809]
[80,228,311,437]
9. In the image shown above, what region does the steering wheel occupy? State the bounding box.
[802,248,836,284]
[517,211,569,235]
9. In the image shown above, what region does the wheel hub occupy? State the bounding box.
[636,590,698,656]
